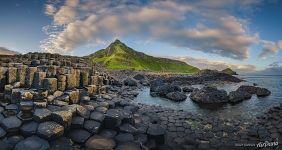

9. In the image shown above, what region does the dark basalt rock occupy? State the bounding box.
[123,78,138,86]
[0,127,6,138]
[150,78,165,92]
[256,87,271,97]
[154,84,181,97]
[133,74,146,81]
[37,121,64,140]
[115,133,134,143]
[50,136,73,150]
[119,123,138,133]
[20,121,38,136]
[116,142,141,150]
[71,116,85,128]
[99,129,117,138]
[229,90,252,103]
[147,124,165,144]
[84,120,101,134]
[104,109,123,129]
[237,85,258,94]
[51,110,72,128]
[182,86,195,93]
[190,86,228,103]
[0,116,22,133]
[90,111,105,122]
[14,136,50,150]
[68,129,91,144]
[33,108,52,122]
[166,92,187,101]
[85,135,116,150]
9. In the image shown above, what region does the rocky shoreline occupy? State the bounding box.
[0,53,281,150]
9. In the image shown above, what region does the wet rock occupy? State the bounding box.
[33,108,52,122]
[147,124,165,144]
[190,86,228,103]
[166,92,187,101]
[84,120,101,134]
[237,85,257,94]
[0,141,9,150]
[71,116,84,128]
[14,136,50,150]
[85,135,116,150]
[51,111,72,128]
[0,116,22,133]
[123,78,137,86]
[155,84,181,97]
[90,111,105,122]
[229,90,252,103]
[116,142,141,150]
[68,129,91,144]
[20,121,38,136]
[256,87,271,97]
[150,78,165,92]
[182,86,194,92]
[37,121,64,140]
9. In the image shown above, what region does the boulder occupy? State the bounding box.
[37,121,64,140]
[190,86,228,103]
[166,92,187,101]
[14,136,50,150]
[65,90,79,104]
[154,84,181,97]
[182,86,195,92]
[123,78,137,86]
[256,87,271,97]
[133,74,146,81]
[229,90,252,103]
[237,85,258,94]
[119,123,138,134]
[99,129,117,138]
[85,135,116,150]
[150,78,164,92]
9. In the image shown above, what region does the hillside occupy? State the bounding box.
[0,47,20,55]
[221,68,237,75]
[86,40,199,74]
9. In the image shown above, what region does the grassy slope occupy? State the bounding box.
[87,40,199,74]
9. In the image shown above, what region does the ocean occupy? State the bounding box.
[135,75,282,120]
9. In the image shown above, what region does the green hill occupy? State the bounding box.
[86,40,199,74]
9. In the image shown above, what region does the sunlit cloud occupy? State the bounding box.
[41,0,279,59]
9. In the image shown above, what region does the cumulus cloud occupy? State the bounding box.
[259,40,281,59]
[41,0,270,58]
[176,56,256,73]
[0,47,20,55]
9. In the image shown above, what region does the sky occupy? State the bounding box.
[0,0,281,74]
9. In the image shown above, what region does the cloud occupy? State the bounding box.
[176,56,256,73]
[41,0,269,58]
[254,62,282,75]
[259,40,281,58]
[0,47,20,55]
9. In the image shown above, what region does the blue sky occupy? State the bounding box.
[0,0,281,74]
